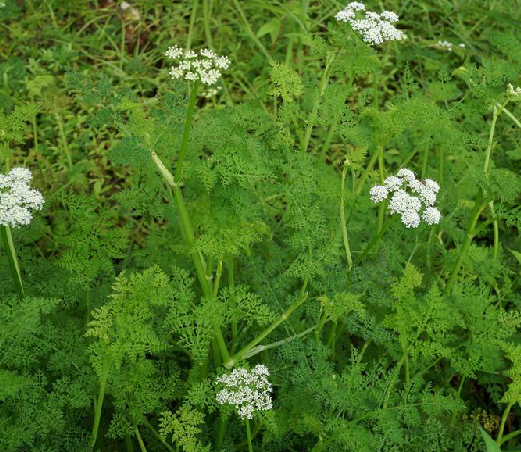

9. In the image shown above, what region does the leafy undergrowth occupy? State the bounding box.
[1,1,521,451]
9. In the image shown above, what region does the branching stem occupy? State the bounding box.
[224,292,309,368]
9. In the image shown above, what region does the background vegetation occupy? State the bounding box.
[1,0,521,451]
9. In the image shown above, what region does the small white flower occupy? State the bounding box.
[165,45,183,60]
[214,56,231,70]
[437,40,453,51]
[0,167,44,228]
[424,179,440,194]
[388,190,421,215]
[381,10,399,22]
[396,168,416,182]
[422,207,441,225]
[369,185,389,203]
[507,83,521,100]
[202,86,222,98]
[401,209,421,228]
[383,175,403,192]
[200,48,216,59]
[215,365,273,420]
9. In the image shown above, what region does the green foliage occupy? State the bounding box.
[3,0,521,451]
[159,404,210,452]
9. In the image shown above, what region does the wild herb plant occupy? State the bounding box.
[2,1,521,452]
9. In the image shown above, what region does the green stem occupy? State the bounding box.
[175,83,198,183]
[438,147,444,187]
[444,193,486,294]
[357,215,397,263]
[502,106,521,129]
[340,164,353,272]
[326,323,337,357]
[489,201,499,260]
[228,257,238,350]
[213,259,223,298]
[483,104,499,174]
[496,402,514,445]
[320,111,340,161]
[377,145,385,233]
[1,225,24,300]
[421,145,429,179]
[125,434,135,452]
[301,53,335,153]
[135,424,148,452]
[187,0,199,50]
[403,345,410,385]
[144,420,176,452]
[315,312,328,343]
[172,185,212,298]
[203,0,213,48]
[242,326,315,360]
[215,414,227,450]
[85,285,91,326]
[224,292,309,368]
[354,144,382,195]
[55,112,72,168]
[246,419,253,452]
[231,0,272,62]
[450,376,466,427]
[151,151,231,365]
[499,427,521,446]
[89,354,111,450]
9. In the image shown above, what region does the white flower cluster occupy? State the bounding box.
[436,40,465,51]
[165,46,230,86]
[369,169,441,228]
[335,2,405,45]
[507,83,521,100]
[215,365,273,419]
[202,86,222,98]
[0,167,44,228]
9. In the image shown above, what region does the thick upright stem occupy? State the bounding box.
[497,402,514,445]
[175,84,198,183]
[135,424,149,452]
[150,91,230,364]
[340,164,353,272]
[301,53,334,153]
[444,193,486,294]
[89,355,111,450]
[246,419,253,452]
[1,225,24,300]
[354,145,382,195]
[203,0,213,49]
[377,146,385,233]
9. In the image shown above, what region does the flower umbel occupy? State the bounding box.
[369,169,441,228]
[165,45,230,86]
[335,2,405,45]
[507,83,521,101]
[0,167,44,228]
[215,365,273,419]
